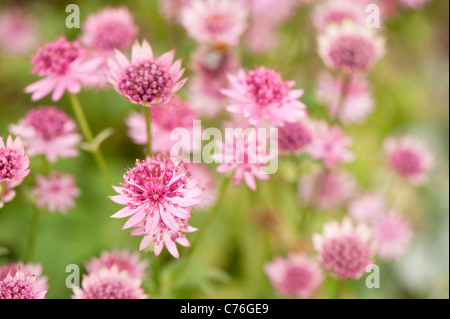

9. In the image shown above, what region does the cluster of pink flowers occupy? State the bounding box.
[72,250,148,299]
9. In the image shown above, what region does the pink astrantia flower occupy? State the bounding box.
[125,97,199,153]
[9,106,81,163]
[0,263,49,295]
[0,9,38,55]
[81,7,138,55]
[24,37,102,102]
[318,21,385,73]
[85,250,148,280]
[160,0,192,21]
[211,127,276,191]
[107,40,187,107]
[397,0,432,9]
[264,254,323,298]
[384,135,434,186]
[110,154,202,256]
[72,266,148,299]
[316,72,374,125]
[130,217,197,259]
[312,0,368,32]
[0,182,17,209]
[0,135,30,184]
[298,168,357,211]
[313,218,373,279]
[186,163,218,210]
[348,192,387,223]
[306,121,355,168]
[372,212,413,260]
[0,268,47,299]
[181,0,248,46]
[222,67,307,126]
[32,171,81,214]
[277,118,313,154]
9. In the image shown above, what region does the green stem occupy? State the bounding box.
[68,94,112,188]
[25,204,40,262]
[185,176,231,258]
[144,107,152,157]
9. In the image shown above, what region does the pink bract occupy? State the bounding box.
[0,268,47,299]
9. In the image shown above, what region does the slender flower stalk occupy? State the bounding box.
[68,93,112,187]
[144,107,152,156]
[25,205,40,262]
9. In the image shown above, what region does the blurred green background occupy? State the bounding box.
[0,0,448,299]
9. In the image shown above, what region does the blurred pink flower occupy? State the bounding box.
[81,7,138,55]
[160,0,192,22]
[222,67,306,126]
[72,266,148,299]
[298,167,357,211]
[313,218,373,279]
[107,40,186,106]
[318,21,385,73]
[397,0,432,9]
[384,135,434,186]
[186,163,218,210]
[125,97,199,153]
[0,9,38,55]
[0,135,30,188]
[181,0,247,46]
[211,127,276,191]
[130,217,197,259]
[348,192,387,223]
[33,171,81,214]
[110,154,203,257]
[306,121,355,168]
[0,267,47,299]
[372,213,413,260]
[9,106,81,163]
[0,182,17,209]
[244,24,278,54]
[277,118,313,154]
[0,262,48,294]
[316,72,374,125]
[312,0,368,32]
[24,37,103,102]
[85,250,148,280]
[264,254,323,298]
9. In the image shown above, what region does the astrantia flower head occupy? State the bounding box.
[0,9,38,55]
[313,218,373,279]
[107,40,187,106]
[211,127,276,191]
[125,97,199,153]
[9,106,81,163]
[72,266,147,299]
[298,167,357,211]
[25,36,102,101]
[85,250,148,280]
[222,67,306,126]
[372,212,413,260]
[277,118,313,154]
[348,192,387,223]
[384,135,434,186]
[110,154,202,257]
[81,7,138,55]
[130,217,197,259]
[306,121,355,168]
[397,0,432,9]
[181,0,248,46]
[32,171,80,214]
[160,0,192,21]
[316,72,374,125]
[0,135,30,185]
[0,262,49,295]
[0,268,47,299]
[318,21,385,73]
[264,254,323,298]
[312,0,368,32]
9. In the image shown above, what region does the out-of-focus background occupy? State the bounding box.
[0,0,448,299]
